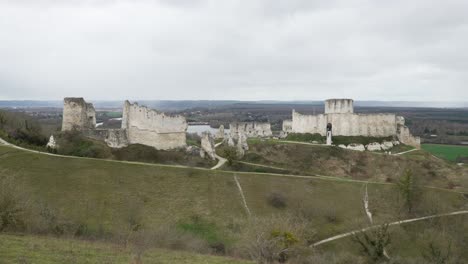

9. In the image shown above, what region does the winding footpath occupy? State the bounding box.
[312,210,468,247]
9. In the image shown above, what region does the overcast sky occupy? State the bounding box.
[0,0,467,101]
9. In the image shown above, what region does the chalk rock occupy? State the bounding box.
[347,143,365,151]
[46,135,57,149]
[228,136,235,147]
[200,132,216,160]
[217,125,225,139]
[338,144,347,149]
[392,140,400,145]
[381,141,394,150]
[366,142,382,151]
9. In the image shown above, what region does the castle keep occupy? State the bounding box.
[61,98,187,150]
[285,99,420,148]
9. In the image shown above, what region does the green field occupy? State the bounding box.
[422,143,468,162]
[0,234,252,264]
[0,144,467,262]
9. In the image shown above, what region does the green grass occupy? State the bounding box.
[0,234,252,264]
[243,141,462,189]
[422,143,468,162]
[321,214,468,261]
[0,145,466,261]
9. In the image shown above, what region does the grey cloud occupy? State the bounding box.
[0,0,467,101]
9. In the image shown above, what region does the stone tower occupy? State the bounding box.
[324,99,354,114]
[62,98,96,131]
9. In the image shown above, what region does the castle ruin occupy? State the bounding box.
[62,98,96,131]
[284,99,420,148]
[61,98,187,150]
[229,122,272,139]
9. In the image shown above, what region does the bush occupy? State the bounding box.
[286,133,324,143]
[267,192,287,209]
[0,173,27,232]
[55,131,112,159]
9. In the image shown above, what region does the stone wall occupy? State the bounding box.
[83,129,129,148]
[121,100,187,149]
[229,122,272,138]
[325,99,354,114]
[398,125,421,149]
[282,120,292,133]
[62,98,96,131]
[292,110,397,137]
[288,98,420,148]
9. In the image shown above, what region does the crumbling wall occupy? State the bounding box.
[62,98,96,131]
[83,129,129,148]
[398,125,421,149]
[229,122,272,138]
[121,100,187,149]
[282,120,292,133]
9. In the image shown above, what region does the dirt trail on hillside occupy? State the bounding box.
[312,210,468,247]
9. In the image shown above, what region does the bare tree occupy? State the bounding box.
[352,224,391,262]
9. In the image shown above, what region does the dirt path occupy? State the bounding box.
[393,148,418,156]
[362,183,390,259]
[312,210,468,247]
[233,175,251,217]
[211,154,227,170]
[1,137,466,195]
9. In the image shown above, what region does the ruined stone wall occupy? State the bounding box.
[229,122,272,138]
[83,129,129,148]
[291,110,397,137]
[282,120,292,133]
[62,98,96,131]
[121,101,187,149]
[325,99,354,114]
[398,125,421,149]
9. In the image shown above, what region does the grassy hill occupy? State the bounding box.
[0,144,467,262]
[222,139,465,190]
[0,234,252,264]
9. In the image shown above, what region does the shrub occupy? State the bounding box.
[267,192,287,209]
[286,133,324,143]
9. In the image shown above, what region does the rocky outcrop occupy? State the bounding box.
[366,142,382,151]
[236,132,249,158]
[381,141,394,150]
[347,143,365,151]
[46,135,57,149]
[217,125,225,139]
[200,132,216,160]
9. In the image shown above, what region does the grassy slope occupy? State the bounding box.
[422,143,468,161]
[239,140,463,189]
[320,215,468,261]
[0,145,466,260]
[0,234,252,264]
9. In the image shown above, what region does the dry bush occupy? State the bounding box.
[0,170,29,232]
[233,214,316,263]
[267,192,287,209]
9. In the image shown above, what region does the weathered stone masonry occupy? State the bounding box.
[62,98,187,150]
[286,99,421,148]
[62,98,96,131]
[121,100,187,150]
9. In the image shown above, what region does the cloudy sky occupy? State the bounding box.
[0,0,467,101]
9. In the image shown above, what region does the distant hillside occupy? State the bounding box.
[1,100,467,110]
